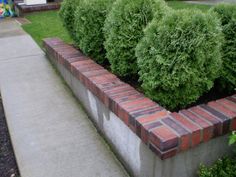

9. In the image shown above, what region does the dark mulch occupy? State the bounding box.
[0,98,20,177]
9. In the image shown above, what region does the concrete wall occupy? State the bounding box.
[50,58,233,177]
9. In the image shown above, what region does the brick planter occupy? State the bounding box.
[43,38,236,177]
[14,2,61,16]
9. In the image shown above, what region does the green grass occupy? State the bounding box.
[22,10,73,48]
[167,1,212,12]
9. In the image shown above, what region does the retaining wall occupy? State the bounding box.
[43,38,236,177]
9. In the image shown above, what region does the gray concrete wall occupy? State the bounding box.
[51,57,234,177]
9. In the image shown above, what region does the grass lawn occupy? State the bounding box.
[167,1,212,12]
[22,10,73,48]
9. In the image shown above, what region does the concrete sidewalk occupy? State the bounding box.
[0,19,128,177]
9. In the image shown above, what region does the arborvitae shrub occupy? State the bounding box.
[104,0,169,77]
[74,0,114,64]
[136,10,222,110]
[59,0,81,40]
[212,4,236,91]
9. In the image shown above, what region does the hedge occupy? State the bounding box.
[211,4,236,92]
[59,0,81,40]
[104,0,169,77]
[136,9,222,110]
[74,0,114,64]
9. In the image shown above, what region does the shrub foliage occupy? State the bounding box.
[74,0,114,64]
[199,132,236,177]
[104,0,168,77]
[136,10,222,110]
[59,0,81,40]
[199,157,236,177]
[212,4,236,91]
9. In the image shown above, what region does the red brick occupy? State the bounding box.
[116,105,130,125]
[191,131,201,147]
[103,84,132,107]
[189,106,222,136]
[85,71,110,90]
[91,74,118,85]
[72,60,95,68]
[71,57,92,75]
[200,104,230,134]
[59,50,82,63]
[136,111,168,125]
[170,113,201,147]
[180,110,213,142]
[180,110,211,128]
[108,90,139,114]
[111,94,145,114]
[149,143,177,160]
[54,47,73,58]
[131,105,163,118]
[217,98,236,112]
[83,69,110,78]
[64,56,87,70]
[57,48,79,62]
[85,75,118,96]
[171,113,200,132]
[73,65,102,77]
[103,84,131,93]
[179,135,190,151]
[99,83,129,107]
[208,101,236,118]
[96,81,126,102]
[111,89,139,100]
[150,125,179,151]
[121,97,152,108]
[133,109,166,136]
[114,92,144,104]
[162,117,190,151]
[75,62,102,71]
[121,98,156,113]
[141,121,163,144]
[127,102,157,113]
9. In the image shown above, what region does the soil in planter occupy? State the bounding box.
[185,85,234,110]
[0,97,20,177]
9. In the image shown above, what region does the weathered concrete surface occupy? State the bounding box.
[0,19,128,177]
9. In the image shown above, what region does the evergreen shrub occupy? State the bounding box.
[59,0,82,40]
[212,4,236,91]
[74,0,114,64]
[136,9,222,110]
[104,0,169,76]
